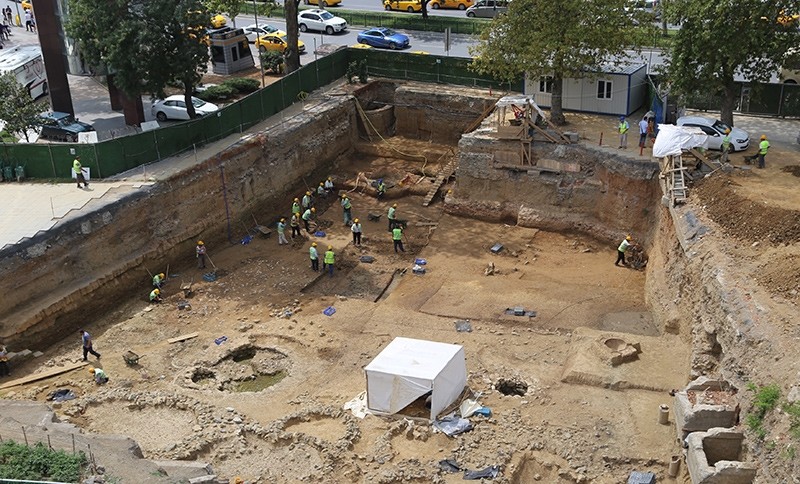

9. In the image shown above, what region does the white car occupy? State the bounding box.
[676,116,750,152]
[242,23,285,43]
[151,95,219,121]
[298,9,348,34]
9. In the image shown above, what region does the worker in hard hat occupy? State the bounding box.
[324,177,334,193]
[290,213,301,238]
[152,272,165,289]
[302,191,313,210]
[277,218,288,245]
[351,218,363,246]
[317,182,326,198]
[302,207,316,232]
[324,245,335,277]
[757,134,769,169]
[376,179,386,199]
[721,128,732,163]
[196,241,207,269]
[387,203,397,232]
[291,198,301,220]
[392,225,405,253]
[309,242,319,272]
[618,116,629,149]
[615,235,633,267]
[150,288,162,303]
[90,367,109,385]
[341,194,353,226]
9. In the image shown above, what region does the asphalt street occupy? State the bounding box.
[335,0,466,17]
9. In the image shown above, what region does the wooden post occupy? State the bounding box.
[22,426,28,446]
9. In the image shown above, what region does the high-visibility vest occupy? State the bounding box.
[342,199,351,210]
[73,159,82,174]
[302,209,312,221]
[309,247,318,260]
[388,207,396,219]
[378,182,386,193]
[618,121,629,134]
[290,215,299,227]
[153,274,162,285]
[722,135,731,149]
[324,250,335,264]
[618,239,630,253]
[150,289,159,301]
[759,140,769,155]
[292,202,300,214]
[392,228,402,241]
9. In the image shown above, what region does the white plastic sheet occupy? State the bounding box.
[652,124,709,158]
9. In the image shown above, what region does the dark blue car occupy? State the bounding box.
[356,27,410,50]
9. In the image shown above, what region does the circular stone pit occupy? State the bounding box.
[182,343,291,392]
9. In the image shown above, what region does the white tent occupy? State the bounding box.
[652,124,709,158]
[364,337,467,420]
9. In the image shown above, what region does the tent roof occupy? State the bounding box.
[364,337,464,381]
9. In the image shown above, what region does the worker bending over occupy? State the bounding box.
[152,272,165,288]
[90,367,109,385]
[302,207,316,232]
[615,235,632,267]
[150,288,163,303]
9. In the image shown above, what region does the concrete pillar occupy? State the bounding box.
[34,0,74,114]
[120,91,145,127]
[107,74,123,111]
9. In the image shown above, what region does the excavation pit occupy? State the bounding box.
[496,378,528,396]
[227,371,287,393]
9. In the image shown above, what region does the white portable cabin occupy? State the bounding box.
[0,45,47,99]
[364,337,467,420]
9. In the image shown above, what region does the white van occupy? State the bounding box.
[465,0,508,17]
[0,46,48,99]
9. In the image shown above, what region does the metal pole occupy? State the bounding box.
[253,0,265,88]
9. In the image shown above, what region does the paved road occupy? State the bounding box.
[335,0,466,17]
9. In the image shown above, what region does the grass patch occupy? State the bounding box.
[786,401,800,440]
[0,440,87,482]
[746,383,781,440]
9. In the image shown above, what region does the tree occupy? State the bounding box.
[421,0,429,20]
[665,0,799,126]
[470,0,645,125]
[284,0,302,73]
[205,0,244,27]
[0,73,44,143]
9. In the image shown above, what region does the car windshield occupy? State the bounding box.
[382,29,396,36]
[265,25,277,33]
[320,11,334,20]
[191,98,207,108]
[712,120,731,133]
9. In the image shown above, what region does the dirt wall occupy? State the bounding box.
[0,97,358,348]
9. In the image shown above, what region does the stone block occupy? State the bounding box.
[188,475,219,484]
[686,428,756,484]
[674,376,739,441]
[627,471,655,484]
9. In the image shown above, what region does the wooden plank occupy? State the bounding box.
[0,361,88,390]
[532,123,560,144]
[464,99,499,134]
[167,332,199,344]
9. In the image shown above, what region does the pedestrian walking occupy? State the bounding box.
[638,117,648,148]
[309,242,319,272]
[341,195,353,225]
[323,245,335,277]
[24,9,31,32]
[387,203,397,232]
[290,213,301,238]
[615,235,632,267]
[277,218,288,245]
[29,14,35,33]
[757,134,769,169]
[351,218,362,246]
[150,288,162,303]
[302,207,315,232]
[392,226,405,253]
[196,240,207,269]
[90,367,109,385]
[73,155,88,189]
[0,342,10,377]
[79,329,101,361]
[618,116,629,149]
[721,129,731,163]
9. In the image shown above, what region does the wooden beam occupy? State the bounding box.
[531,123,560,144]
[0,361,89,390]
[167,332,199,344]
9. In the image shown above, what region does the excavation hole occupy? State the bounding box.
[227,370,287,392]
[227,345,258,363]
[191,368,216,384]
[496,378,528,396]
[604,338,627,351]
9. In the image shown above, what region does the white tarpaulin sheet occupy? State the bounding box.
[364,337,467,420]
[652,124,709,158]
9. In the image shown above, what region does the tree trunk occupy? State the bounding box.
[285,0,301,73]
[550,75,566,125]
[660,0,667,36]
[720,82,737,127]
[421,0,428,20]
[184,82,197,119]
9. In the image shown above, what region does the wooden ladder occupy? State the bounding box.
[422,159,457,207]
[670,155,688,205]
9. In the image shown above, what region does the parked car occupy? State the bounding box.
[676,116,750,152]
[242,24,285,43]
[302,0,342,7]
[298,9,348,34]
[383,0,422,12]
[465,0,508,17]
[429,0,473,9]
[151,95,219,122]
[357,27,410,50]
[37,112,94,142]
[255,33,306,54]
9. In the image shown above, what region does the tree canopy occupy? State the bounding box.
[470,0,647,124]
[665,0,799,126]
[0,73,44,143]
[205,0,244,27]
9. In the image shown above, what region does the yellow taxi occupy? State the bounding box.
[303,0,343,7]
[428,0,473,10]
[255,33,306,55]
[383,0,422,12]
[210,14,227,28]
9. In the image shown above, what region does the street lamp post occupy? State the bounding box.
[253,0,266,88]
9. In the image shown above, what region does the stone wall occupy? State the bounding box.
[0,97,358,348]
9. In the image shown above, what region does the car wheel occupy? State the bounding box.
[42,81,48,94]
[299,23,308,32]
[156,112,167,122]
[325,26,334,35]
[407,6,414,11]
[385,4,392,10]
[458,3,466,9]
[259,45,267,53]
[785,80,798,85]
[467,11,475,17]
[321,0,328,6]
[304,0,309,3]
[389,42,398,50]
[431,2,439,8]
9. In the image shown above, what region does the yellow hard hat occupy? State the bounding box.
[88,367,95,374]
[158,273,164,278]
[328,245,333,250]
[341,194,347,198]
[306,191,311,195]
[327,176,332,180]
[354,218,359,223]
[312,242,317,247]
[294,197,299,202]
[724,128,731,134]
[280,218,285,222]
[319,182,324,186]
[760,134,767,140]
[392,203,397,207]
[626,235,632,241]
[197,240,204,245]
[154,288,160,294]
[311,207,316,212]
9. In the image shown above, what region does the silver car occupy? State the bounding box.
[465,0,508,17]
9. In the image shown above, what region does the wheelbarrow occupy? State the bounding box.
[123,350,143,366]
